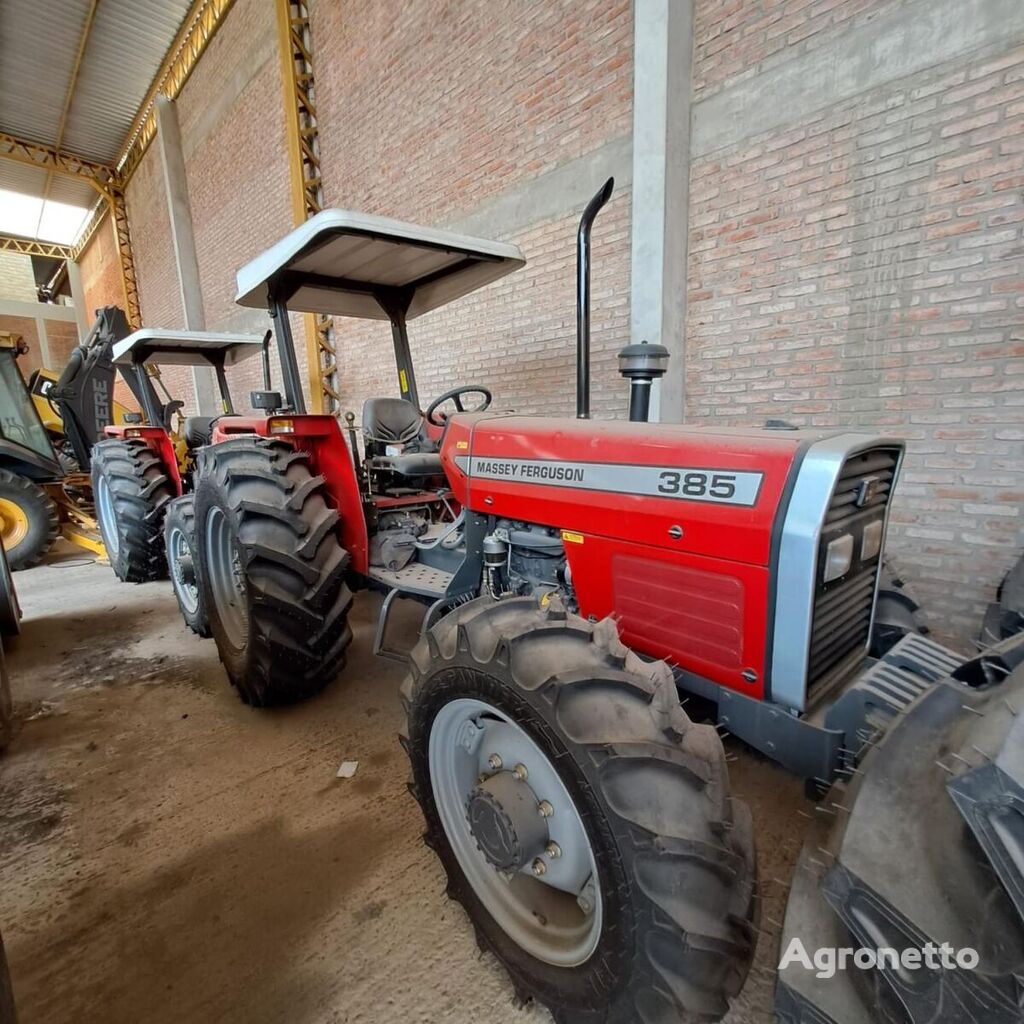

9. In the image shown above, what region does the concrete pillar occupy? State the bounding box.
[66,261,90,341]
[629,0,693,422]
[155,94,218,415]
[34,318,52,367]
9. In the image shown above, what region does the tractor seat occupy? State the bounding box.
[183,415,216,449]
[362,397,442,477]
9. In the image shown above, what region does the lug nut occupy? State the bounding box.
[546,842,561,859]
[513,763,529,781]
[578,893,593,914]
[487,754,503,770]
[538,800,553,818]
[531,858,546,876]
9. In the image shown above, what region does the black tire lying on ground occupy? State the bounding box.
[0,469,58,572]
[402,594,758,1024]
[164,494,209,637]
[192,437,353,706]
[91,438,174,582]
[776,660,1024,1024]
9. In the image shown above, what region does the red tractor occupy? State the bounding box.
[153,183,946,1022]
[91,327,268,615]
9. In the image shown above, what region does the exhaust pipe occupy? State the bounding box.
[576,177,614,419]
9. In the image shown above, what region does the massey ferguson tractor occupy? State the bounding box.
[96,176,1004,1024]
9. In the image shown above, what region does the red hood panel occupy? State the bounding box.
[441,415,810,566]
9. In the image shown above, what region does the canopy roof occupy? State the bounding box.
[112,329,265,367]
[235,208,526,321]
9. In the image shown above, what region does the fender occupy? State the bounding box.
[209,415,369,574]
[103,425,183,496]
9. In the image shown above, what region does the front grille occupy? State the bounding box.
[807,446,901,694]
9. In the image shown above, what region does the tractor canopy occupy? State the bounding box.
[234,208,526,321]
[111,329,267,368]
[112,329,268,425]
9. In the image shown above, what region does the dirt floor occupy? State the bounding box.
[0,541,812,1024]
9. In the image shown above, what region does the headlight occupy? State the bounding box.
[823,534,854,582]
[861,520,884,562]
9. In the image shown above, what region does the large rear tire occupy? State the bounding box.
[164,494,209,637]
[91,438,174,582]
[0,470,58,571]
[193,437,353,706]
[402,595,758,1023]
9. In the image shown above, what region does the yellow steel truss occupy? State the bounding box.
[0,234,74,260]
[276,0,338,415]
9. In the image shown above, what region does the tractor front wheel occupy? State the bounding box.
[402,595,758,1024]
[91,439,174,582]
[0,469,58,571]
[193,437,353,706]
[164,494,209,637]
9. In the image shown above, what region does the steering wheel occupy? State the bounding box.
[425,385,492,426]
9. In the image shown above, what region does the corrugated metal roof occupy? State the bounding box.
[0,0,194,240]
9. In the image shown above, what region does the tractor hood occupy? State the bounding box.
[440,414,883,567]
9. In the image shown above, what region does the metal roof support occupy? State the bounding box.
[276,0,338,416]
[0,234,74,260]
[110,190,141,329]
[0,131,117,199]
[0,132,138,327]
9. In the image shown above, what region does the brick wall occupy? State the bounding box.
[687,20,1024,641]
[694,0,899,102]
[310,0,634,416]
[0,252,36,302]
[76,217,124,319]
[125,0,295,416]
[334,195,633,422]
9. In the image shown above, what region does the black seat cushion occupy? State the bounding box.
[183,415,215,449]
[368,452,444,476]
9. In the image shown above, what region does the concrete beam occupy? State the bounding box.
[445,135,632,240]
[66,260,90,340]
[155,94,218,415]
[629,0,692,422]
[692,0,1024,156]
[0,298,78,322]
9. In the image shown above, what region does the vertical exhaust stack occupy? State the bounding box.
[576,177,614,419]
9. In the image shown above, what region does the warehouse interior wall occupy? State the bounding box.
[90,0,1021,644]
[687,0,1024,640]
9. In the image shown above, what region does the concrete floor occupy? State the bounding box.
[0,542,811,1024]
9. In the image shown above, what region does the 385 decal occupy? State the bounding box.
[657,471,739,500]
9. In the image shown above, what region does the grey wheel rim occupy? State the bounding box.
[96,474,119,558]
[168,526,199,615]
[429,697,602,967]
[205,506,247,649]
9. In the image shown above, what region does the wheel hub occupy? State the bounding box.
[0,498,29,550]
[467,770,548,871]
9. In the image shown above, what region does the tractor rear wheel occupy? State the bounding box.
[193,437,353,706]
[402,595,758,1023]
[91,438,174,582]
[164,494,209,637]
[0,469,58,571]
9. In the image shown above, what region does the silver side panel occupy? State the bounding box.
[770,433,905,713]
